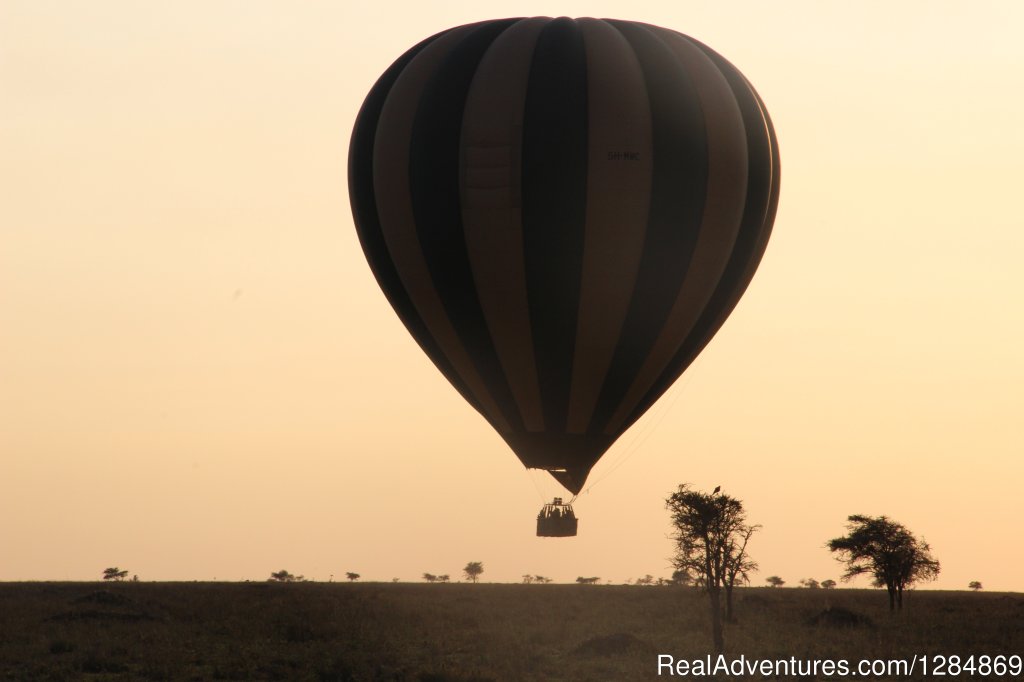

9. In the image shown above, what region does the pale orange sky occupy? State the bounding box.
[2,1,1022,591]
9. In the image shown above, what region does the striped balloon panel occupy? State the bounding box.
[349,17,779,494]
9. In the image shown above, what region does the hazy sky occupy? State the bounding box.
[3,1,1022,591]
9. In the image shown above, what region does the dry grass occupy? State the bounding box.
[0,582,1020,680]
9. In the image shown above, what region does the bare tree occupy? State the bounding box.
[722,523,759,621]
[666,484,759,653]
[463,562,483,583]
[828,515,940,611]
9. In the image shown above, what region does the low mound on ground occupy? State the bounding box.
[806,606,874,628]
[572,632,650,657]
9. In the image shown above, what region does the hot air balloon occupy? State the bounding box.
[348,17,779,535]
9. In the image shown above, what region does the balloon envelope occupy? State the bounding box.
[349,17,779,494]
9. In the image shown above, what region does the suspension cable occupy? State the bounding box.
[578,359,696,496]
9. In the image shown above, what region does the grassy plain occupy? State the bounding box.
[0,582,1021,681]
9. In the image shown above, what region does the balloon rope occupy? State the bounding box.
[581,395,659,491]
[581,348,710,495]
[580,377,687,495]
[526,468,548,505]
[580,392,671,492]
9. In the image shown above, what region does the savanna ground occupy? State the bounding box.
[0,582,1021,681]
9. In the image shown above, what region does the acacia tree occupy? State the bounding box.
[828,515,940,611]
[463,562,483,583]
[666,484,759,654]
[346,572,360,582]
[821,579,837,589]
[102,567,128,582]
[671,569,694,586]
[969,581,983,591]
[765,576,785,588]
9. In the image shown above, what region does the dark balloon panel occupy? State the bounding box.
[349,17,780,494]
